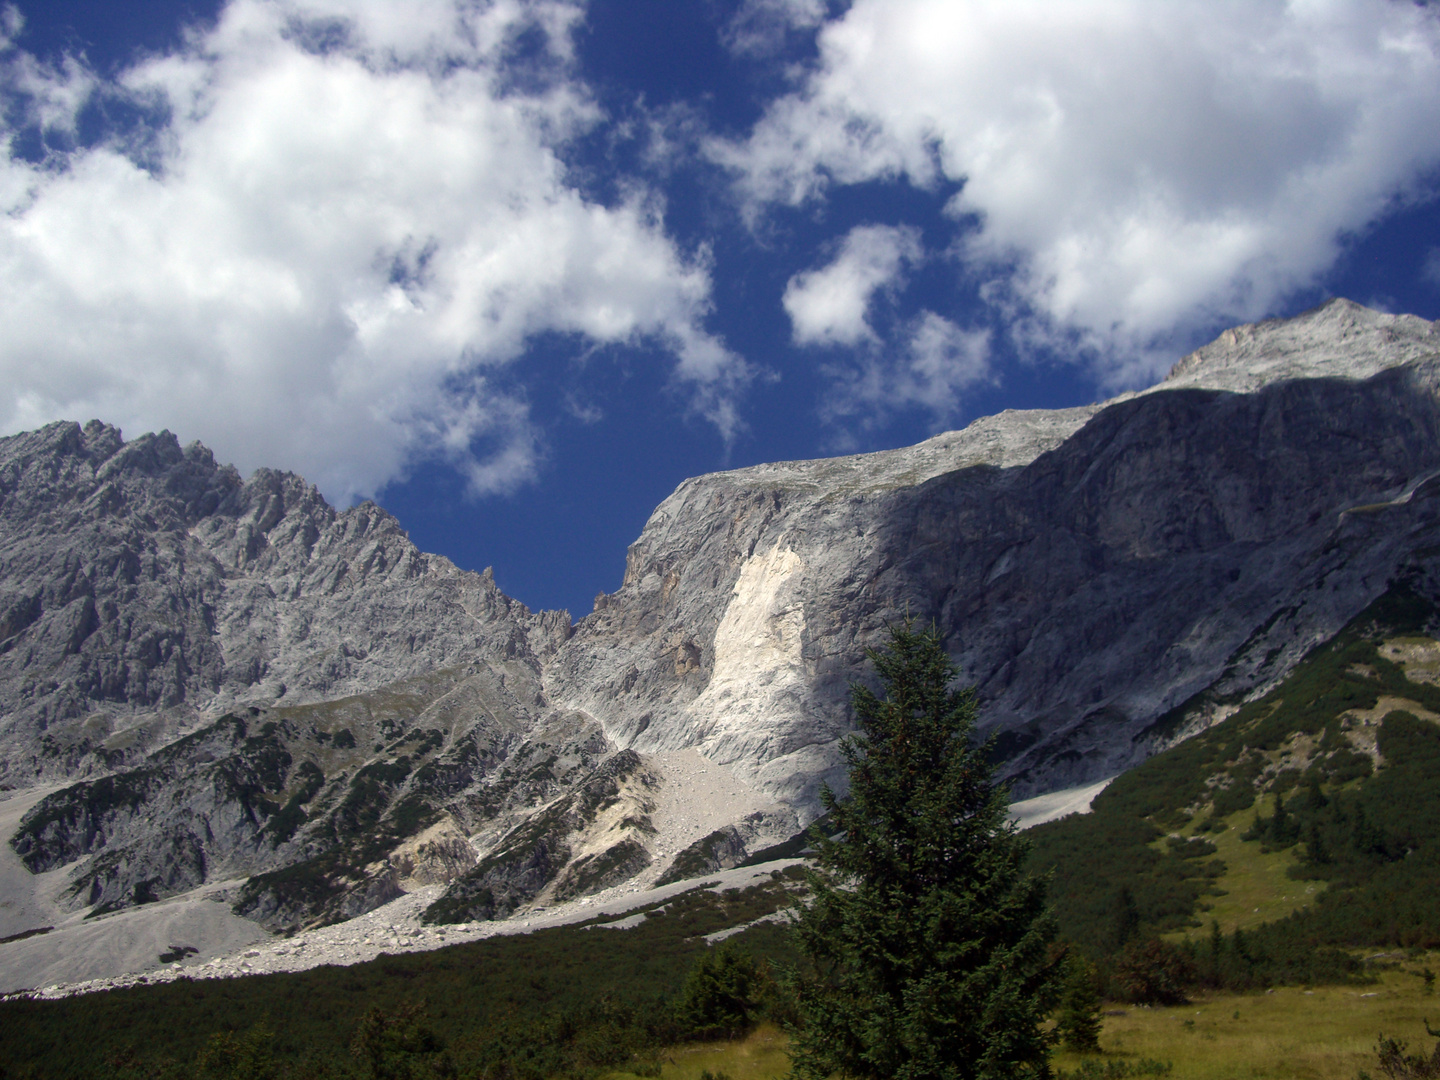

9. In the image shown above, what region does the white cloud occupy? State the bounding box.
[0,0,745,503]
[820,311,991,430]
[716,0,1440,378]
[900,311,992,414]
[783,223,920,346]
[1425,247,1440,289]
[722,0,827,57]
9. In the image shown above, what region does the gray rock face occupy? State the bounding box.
[4,297,1440,932]
[422,748,659,924]
[0,418,569,786]
[654,812,783,886]
[0,422,590,927]
[545,299,1440,804]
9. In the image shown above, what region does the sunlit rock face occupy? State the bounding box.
[0,418,569,786]
[0,420,579,929]
[3,298,1440,931]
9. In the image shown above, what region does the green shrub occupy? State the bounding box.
[676,944,769,1040]
[1111,940,1195,1006]
[1055,1059,1171,1080]
[1358,1024,1440,1080]
[196,1022,278,1080]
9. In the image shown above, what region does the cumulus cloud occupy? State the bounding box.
[783,223,920,346]
[716,0,1440,377]
[820,311,991,431]
[901,312,992,414]
[0,0,745,503]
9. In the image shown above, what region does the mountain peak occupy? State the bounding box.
[1161,298,1439,394]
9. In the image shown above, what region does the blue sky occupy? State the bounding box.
[4,0,1440,617]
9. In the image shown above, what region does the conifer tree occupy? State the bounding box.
[787,623,1059,1080]
[678,942,768,1039]
[1105,885,1141,953]
[1056,955,1103,1053]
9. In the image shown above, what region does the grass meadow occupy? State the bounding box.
[1055,957,1440,1080]
[611,1025,793,1080]
[1170,795,1315,936]
[609,955,1440,1080]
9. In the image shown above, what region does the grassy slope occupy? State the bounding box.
[607,1025,793,1080]
[644,956,1440,1080]
[1026,582,1440,961]
[1172,795,1311,935]
[1055,954,1440,1080]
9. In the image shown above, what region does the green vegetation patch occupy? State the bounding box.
[0,878,800,1079]
[264,761,327,847]
[1048,957,1440,1080]
[1027,581,1440,990]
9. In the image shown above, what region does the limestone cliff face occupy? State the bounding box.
[0,418,568,785]
[4,297,1440,930]
[0,420,588,929]
[546,299,1440,804]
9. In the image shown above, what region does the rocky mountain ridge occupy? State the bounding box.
[546,299,1440,803]
[0,419,570,779]
[3,297,1439,939]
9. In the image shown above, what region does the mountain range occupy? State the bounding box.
[2,296,1439,941]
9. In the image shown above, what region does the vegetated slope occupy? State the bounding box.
[0,873,803,1079]
[1028,577,1440,984]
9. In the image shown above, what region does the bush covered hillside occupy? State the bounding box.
[1027,581,1440,993]
[0,875,803,1078]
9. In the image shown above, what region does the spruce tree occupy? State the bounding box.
[787,623,1059,1080]
[678,942,768,1039]
[1105,885,1140,953]
[1055,955,1103,1053]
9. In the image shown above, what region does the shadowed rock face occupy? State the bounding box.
[4,298,1440,928]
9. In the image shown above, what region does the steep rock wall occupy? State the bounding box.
[0,419,568,786]
[547,300,1440,806]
